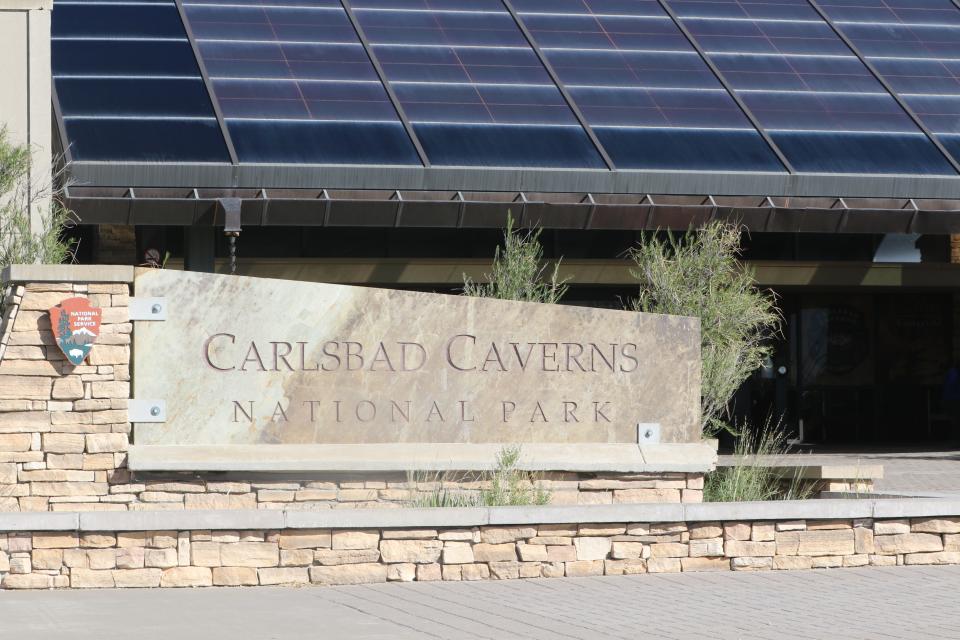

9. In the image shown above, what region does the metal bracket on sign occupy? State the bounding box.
[637,423,661,445]
[129,399,166,422]
[129,297,167,321]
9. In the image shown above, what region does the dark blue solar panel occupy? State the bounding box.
[53,4,187,38]
[820,0,960,164]
[56,78,215,117]
[52,0,229,162]
[670,0,957,174]
[350,0,604,168]
[182,1,421,164]
[513,0,785,171]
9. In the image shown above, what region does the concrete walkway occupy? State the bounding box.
[3,566,960,639]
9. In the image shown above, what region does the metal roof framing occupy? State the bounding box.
[503,0,616,171]
[63,185,960,235]
[806,0,960,175]
[64,161,960,200]
[656,0,796,174]
[50,81,72,166]
[339,0,431,168]
[48,0,960,220]
[174,0,239,166]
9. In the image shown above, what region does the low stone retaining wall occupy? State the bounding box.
[1,500,959,589]
[0,270,708,510]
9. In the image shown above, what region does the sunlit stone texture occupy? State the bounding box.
[134,270,700,446]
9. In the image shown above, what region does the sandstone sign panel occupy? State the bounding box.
[133,270,700,445]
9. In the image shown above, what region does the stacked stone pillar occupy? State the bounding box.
[0,276,131,512]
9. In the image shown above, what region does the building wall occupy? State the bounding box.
[0,0,52,236]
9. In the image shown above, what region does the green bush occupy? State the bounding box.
[1,127,74,287]
[407,446,550,508]
[627,222,781,436]
[463,213,567,304]
[703,422,814,502]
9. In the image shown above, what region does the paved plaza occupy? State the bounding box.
[2,565,959,639]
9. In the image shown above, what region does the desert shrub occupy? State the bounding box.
[704,422,814,502]
[407,446,550,508]
[0,127,74,275]
[627,222,780,436]
[463,213,567,304]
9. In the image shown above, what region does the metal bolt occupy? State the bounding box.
[150,406,161,417]
[644,429,653,439]
[151,303,162,314]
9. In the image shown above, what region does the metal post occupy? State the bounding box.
[183,226,216,273]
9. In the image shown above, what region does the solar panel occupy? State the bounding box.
[48,0,960,178]
[819,0,960,164]
[513,0,786,171]
[51,1,230,162]
[349,0,606,168]
[669,0,958,175]
[181,0,421,164]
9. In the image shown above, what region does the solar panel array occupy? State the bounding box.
[51,0,960,175]
[52,0,230,161]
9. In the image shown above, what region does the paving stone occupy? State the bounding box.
[314,549,381,566]
[574,537,611,561]
[441,542,475,565]
[911,518,960,534]
[212,567,258,586]
[258,568,309,585]
[112,569,162,588]
[725,541,775,558]
[279,530,331,550]
[874,533,943,555]
[386,563,416,582]
[479,527,537,544]
[310,563,388,585]
[379,540,442,564]
[160,567,212,587]
[219,542,279,568]
[471,543,516,563]
[332,530,380,550]
[689,538,723,557]
[681,557,729,572]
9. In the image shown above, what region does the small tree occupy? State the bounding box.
[0,127,74,275]
[463,213,568,303]
[627,222,780,437]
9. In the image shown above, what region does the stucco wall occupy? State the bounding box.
[0,0,51,235]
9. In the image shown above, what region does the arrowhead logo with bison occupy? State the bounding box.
[50,297,102,365]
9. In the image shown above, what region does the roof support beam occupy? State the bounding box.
[175,0,240,165]
[502,0,617,171]
[50,83,72,166]
[656,0,796,174]
[339,0,431,168]
[806,0,960,176]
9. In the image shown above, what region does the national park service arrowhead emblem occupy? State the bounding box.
[50,297,102,366]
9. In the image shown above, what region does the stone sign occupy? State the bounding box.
[133,270,700,446]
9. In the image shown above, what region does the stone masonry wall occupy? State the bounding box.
[2,517,959,589]
[0,280,703,510]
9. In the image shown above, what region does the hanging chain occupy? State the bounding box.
[226,232,239,275]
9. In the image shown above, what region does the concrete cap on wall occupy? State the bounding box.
[2,264,135,283]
